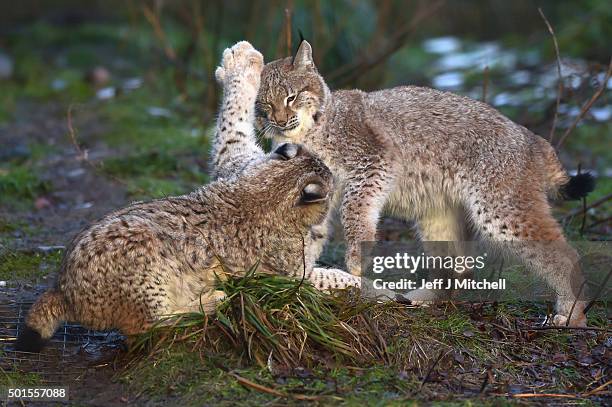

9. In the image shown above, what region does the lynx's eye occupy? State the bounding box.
[285,94,297,106]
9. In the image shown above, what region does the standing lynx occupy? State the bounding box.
[255,40,594,327]
[210,41,365,292]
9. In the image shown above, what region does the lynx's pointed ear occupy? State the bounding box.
[293,40,314,70]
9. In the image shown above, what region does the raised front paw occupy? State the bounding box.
[215,41,264,90]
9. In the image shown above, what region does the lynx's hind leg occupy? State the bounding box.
[468,189,587,327]
[407,204,473,304]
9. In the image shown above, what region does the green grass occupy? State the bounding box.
[101,149,209,199]
[0,165,50,209]
[0,250,63,282]
[120,271,610,405]
[0,368,43,387]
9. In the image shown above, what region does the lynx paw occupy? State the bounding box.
[403,288,438,306]
[551,313,587,328]
[215,41,263,89]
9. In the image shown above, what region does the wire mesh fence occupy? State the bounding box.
[0,287,125,385]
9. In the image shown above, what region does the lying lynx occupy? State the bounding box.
[15,42,358,353]
[255,40,594,327]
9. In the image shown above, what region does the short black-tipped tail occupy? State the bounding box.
[560,172,596,200]
[14,325,47,353]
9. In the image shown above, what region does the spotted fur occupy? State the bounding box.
[16,43,361,353]
[211,42,371,294]
[256,40,591,327]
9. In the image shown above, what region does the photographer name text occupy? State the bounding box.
[372,278,506,290]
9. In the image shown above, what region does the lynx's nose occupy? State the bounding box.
[271,143,302,160]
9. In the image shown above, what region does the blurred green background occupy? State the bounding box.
[0,0,610,252]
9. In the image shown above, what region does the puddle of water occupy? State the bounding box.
[422,36,462,54]
[432,71,464,89]
[413,35,610,133]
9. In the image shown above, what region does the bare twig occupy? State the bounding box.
[586,215,612,230]
[284,4,292,57]
[482,65,489,103]
[565,279,587,326]
[538,8,563,144]
[557,58,612,149]
[66,105,147,196]
[328,0,444,87]
[511,393,577,399]
[583,268,612,314]
[526,325,611,333]
[142,3,176,60]
[563,193,612,220]
[582,379,612,397]
[419,349,452,390]
[229,371,319,401]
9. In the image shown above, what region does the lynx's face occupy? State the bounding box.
[256,41,327,144]
[246,143,333,226]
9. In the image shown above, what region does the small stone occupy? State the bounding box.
[147,106,172,118]
[35,197,52,210]
[122,77,143,91]
[37,245,66,253]
[0,144,31,161]
[86,66,111,87]
[96,87,116,100]
[0,52,13,80]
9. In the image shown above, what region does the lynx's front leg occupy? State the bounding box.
[309,267,397,300]
[211,41,265,180]
[342,169,396,276]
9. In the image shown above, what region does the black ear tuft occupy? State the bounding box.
[14,325,47,353]
[560,172,595,200]
[271,143,301,160]
[299,182,327,204]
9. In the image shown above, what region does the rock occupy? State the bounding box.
[0,52,13,80]
[35,197,52,210]
[96,87,116,100]
[0,144,31,161]
[86,66,111,87]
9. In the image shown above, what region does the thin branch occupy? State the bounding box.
[419,349,452,390]
[583,268,612,314]
[582,379,612,397]
[142,3,176,61]
[229,371,320,401]
[327,0,444,87]
[563,193,612,220]
[67,105,147,196]
[526,325,611,333]
[482,65,489,103]
[557,58,612,149]
[585,215,612,230]
[511,393,577,399]
[538,8,563,144]
[284,4,292,57]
